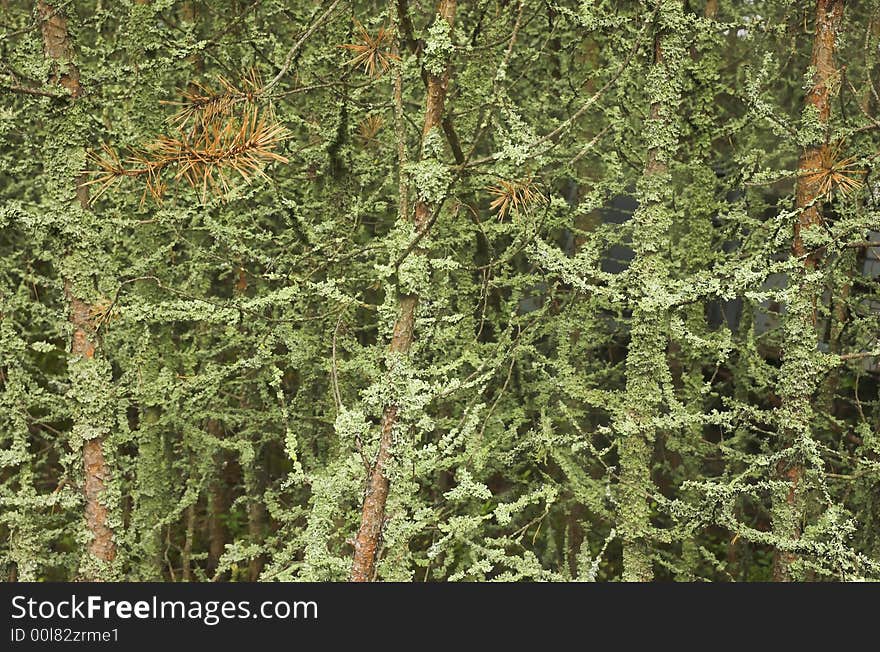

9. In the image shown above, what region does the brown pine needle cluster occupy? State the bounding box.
[162,69,264,130]
[88,297,118,327]
[357,114,384,144]
[801,141,866,197]
[487,177,546,219]
[340,20,399,78]
[85,72,288,204]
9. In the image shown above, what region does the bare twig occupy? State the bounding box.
[0,83,65,99]
[262,0,343,94]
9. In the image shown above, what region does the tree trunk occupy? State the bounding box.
[206,422,237,579]
[245,449,268,581]
[181,502,196,582]
[772,0,844,583]
[618,0,684,582]
[207,468,231,577]
[38,1,117,578]
[350,0,457,582]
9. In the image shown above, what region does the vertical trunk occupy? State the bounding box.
[133,407,166,579]
[350,0,457,582]
[793,0,844,270]
[245,452,268,581]
[38,1,117,578]
[181,502,196,582]
[207,473,230,576]
[772,0,844,582]
[206,421,235,579]
[203,271,249,580]
[618,0,684,582]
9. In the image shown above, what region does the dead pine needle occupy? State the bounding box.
[487,177,546,220]
[340,19,399,78]
[800,140,866,198]
[84,71,288,205]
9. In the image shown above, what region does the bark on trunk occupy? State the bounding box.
[618,1,683,583]
[793,1,843,270]
[772,0,844,583]
[182,502,196,582]
[350,0,457,582]
[38,1,117,576]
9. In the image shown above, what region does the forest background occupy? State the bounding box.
[1,0,879,582]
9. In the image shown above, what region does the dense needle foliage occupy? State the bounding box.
[1,0,879,582]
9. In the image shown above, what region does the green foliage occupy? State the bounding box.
[1,0,879,582]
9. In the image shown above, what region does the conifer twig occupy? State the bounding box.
[262,0,343,94]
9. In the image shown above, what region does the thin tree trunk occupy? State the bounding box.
[182,502,196,582]
[206,421,235,579]
[207,471,230,576]
[618,0,684,582]
[133,407,166,579]
[245,451,268,581]
[350,0,457,582]
[38,1,117,577]
[772,0,844,582]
